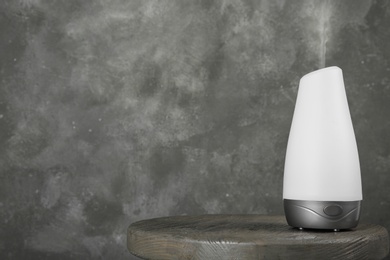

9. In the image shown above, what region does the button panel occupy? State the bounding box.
[323,205,343,216]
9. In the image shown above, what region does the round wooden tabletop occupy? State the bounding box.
[127,214,389,260]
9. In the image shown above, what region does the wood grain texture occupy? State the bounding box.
[128,215,389,260]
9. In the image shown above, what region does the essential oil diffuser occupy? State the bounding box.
[283,66,362,231]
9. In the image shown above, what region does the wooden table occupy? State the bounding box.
[127,215,389,260]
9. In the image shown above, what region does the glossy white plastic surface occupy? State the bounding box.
[283,66,362,201]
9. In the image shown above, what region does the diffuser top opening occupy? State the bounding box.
[300,66,341,81]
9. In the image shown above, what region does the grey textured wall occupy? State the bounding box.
[1,0,389,259]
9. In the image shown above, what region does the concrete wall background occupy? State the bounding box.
[0,0,389,259]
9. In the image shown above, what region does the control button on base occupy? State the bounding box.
[323,205,343,216]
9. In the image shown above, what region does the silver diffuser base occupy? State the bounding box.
[284,199,362,230]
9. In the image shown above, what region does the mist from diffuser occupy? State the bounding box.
[283,66,362,230]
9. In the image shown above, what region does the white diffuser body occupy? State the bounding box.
[283,66,362,230]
